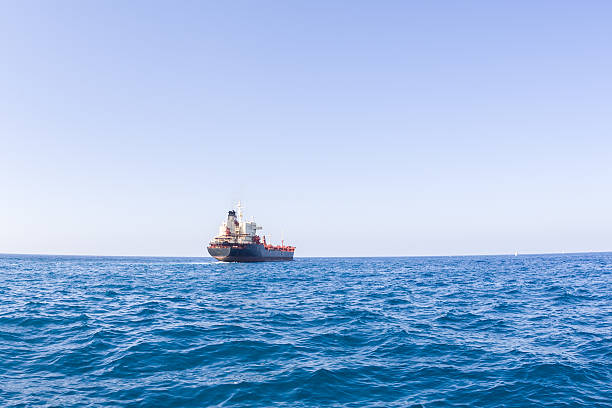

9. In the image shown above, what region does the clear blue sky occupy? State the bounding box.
[1,1,611,257]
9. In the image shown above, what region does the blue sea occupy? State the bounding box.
[1,253,611,407]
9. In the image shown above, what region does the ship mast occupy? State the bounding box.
[237,201,244,223]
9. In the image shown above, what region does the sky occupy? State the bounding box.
[1,1,611,257]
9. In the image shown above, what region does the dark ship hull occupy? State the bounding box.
[208,243,294,262]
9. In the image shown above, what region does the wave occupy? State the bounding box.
[1,254,611,406]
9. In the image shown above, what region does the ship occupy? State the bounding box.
[207,203,295,262]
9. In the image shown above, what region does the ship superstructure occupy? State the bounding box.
[207,203,295,262]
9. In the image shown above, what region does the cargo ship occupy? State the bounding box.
[207,203,295,262]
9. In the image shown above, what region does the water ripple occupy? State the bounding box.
[0,253,611,407]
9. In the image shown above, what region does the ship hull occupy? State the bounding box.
[207,243,294,262]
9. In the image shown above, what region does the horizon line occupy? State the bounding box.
[1,250,610,259]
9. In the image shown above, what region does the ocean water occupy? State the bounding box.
[1,254,611,407]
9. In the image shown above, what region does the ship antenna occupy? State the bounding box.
[237,200,243,222]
